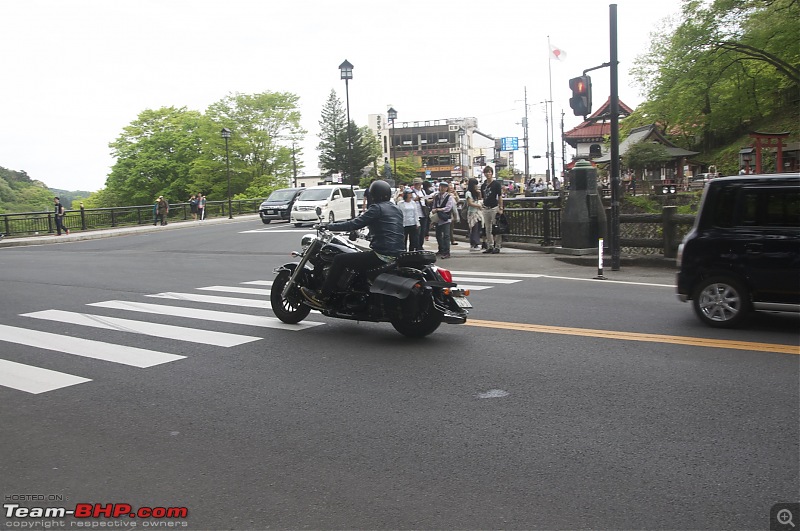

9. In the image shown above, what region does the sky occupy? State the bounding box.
[0,0,682,193]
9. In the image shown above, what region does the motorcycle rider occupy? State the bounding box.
[301,180,405,310]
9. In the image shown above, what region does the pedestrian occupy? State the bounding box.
[431,181,455,259]
[410,178,429,250]
[189,194,198,221]
[480,166,504,254]
[53,197,69,235]
[465,178,483,251]
[422,180,435,243]
[155,195,169,226]
[397,189,420,252]
[447,182,460,246]
[197,193,206,220]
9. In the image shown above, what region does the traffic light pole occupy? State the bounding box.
[609,4,621,270]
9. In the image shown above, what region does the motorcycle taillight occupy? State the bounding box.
[437,267,453,283]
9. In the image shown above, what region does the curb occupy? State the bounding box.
[0,214,260,248]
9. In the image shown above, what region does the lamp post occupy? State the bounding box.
[221,128,232,219]
[387,107,397,178]
[339,59,355,218]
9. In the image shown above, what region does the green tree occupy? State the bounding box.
[200,91,305,200]
[106,107,206,205]
[622,142,673,180]
[317,90,380,185]
[631,0,800,152]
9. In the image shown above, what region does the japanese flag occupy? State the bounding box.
[550,44,567,61]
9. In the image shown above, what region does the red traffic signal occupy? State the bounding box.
[569,75,592,116]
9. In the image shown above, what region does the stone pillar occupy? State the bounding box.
[561,159,607,251]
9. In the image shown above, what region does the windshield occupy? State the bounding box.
[297,188,333,201]
[265,189,299,202]
[355,189,365,199]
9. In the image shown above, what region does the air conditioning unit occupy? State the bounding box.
[448,125,459,131]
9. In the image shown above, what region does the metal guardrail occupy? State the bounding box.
[2,195,695,257]
[0,199,263,238]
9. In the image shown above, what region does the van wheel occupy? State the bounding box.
[294,223,303,228]
[692,276,751,328]
[261,219,271,224]
[329,212,335,223]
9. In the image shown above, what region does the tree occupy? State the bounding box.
[317,90,380,185]
[631,0,800,152]
[106,107,206,205]
[622,142,673,180]
[200,91,305,200]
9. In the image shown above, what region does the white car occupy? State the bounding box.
[290,185,357,226]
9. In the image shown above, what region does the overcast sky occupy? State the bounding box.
[0,0,681,192]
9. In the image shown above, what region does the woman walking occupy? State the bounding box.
[465,178,483,251]
[397,189,420,252]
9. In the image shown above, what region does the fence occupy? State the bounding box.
[3,195,695,257]
[455,195,695,257]
[0,199,263,238]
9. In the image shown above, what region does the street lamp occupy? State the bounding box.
[339,59,355,218]
[387,107,397,178]
[221,127,232,219]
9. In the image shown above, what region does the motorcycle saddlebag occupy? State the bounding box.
[370,273,418,299]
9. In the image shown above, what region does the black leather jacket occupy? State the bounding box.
[327,202,405,257]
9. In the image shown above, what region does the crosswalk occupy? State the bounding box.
[0,271,524,395]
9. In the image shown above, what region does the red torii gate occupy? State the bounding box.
[750,132,789,174]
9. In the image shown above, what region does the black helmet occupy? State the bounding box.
[369,180,392,203]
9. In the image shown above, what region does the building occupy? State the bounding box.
[564,97,634,162]
[368,115,498,183]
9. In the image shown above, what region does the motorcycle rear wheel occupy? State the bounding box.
[271,270,312,324]
[390,293,443,338]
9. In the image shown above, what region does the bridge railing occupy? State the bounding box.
[0,199,264,238]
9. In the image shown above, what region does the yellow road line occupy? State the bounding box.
[466,319,800,355]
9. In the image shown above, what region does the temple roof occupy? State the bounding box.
[564,97,634,147]
[594,124,699,162]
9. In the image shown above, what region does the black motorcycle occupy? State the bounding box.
[270,215,471,338]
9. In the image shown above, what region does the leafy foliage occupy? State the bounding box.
[622,142,673,178]
[0,166,65,214]
[317,90,380,185]
[630,0,800,158]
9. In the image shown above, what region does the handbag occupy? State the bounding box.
[492,212,510,235]
[429,211,440,224]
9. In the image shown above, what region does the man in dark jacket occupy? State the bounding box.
[301,180,404,310]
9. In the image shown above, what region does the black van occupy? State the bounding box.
[258,188,305,224]
[676,173,800,327]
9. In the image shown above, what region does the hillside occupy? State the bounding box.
[0,166,90,214]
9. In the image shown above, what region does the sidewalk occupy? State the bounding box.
[0,214,258,248]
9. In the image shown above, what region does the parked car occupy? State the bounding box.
[258,187,305,224]
[290,185,356,226]
[676,173,800,327]
[354,188,366,214]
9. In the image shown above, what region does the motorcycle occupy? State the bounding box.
[270,209,471,337]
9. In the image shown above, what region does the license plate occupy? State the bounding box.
[453,296,472,309]
[267,210,275,215]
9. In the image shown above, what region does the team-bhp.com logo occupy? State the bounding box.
[4,503,188,519]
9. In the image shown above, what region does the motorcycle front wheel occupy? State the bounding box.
[390,292,443,338]
[271,270,312,324]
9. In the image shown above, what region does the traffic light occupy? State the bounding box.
[569,75,592,116]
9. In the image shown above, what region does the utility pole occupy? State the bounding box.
[523,87,530,184]
[560,110,566,178]
[609,4,621,270]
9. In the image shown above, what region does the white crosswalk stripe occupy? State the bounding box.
[22,309,261,347]
[0,359,92,394]
[88,300,323,330]
[197,285,272,296]
[241,280,273,286]
[147,291,271,307]
[0,324,185,368]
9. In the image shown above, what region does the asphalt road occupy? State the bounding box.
[1,217,798,530]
